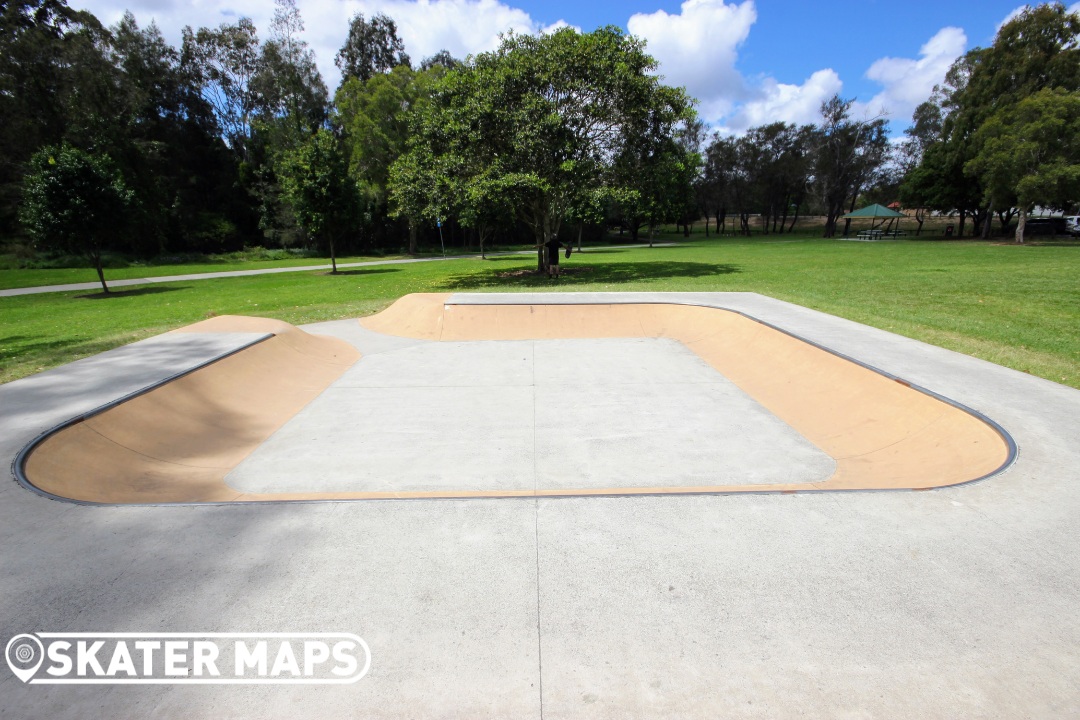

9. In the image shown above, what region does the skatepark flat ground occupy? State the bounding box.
[2,292,1080,718]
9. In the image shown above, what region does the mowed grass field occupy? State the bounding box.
[1,234,1078,389]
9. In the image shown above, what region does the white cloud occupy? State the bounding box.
[854,26,966,124]
[71,0,570,91]
[627,0,756,122]
[720,69,843,132]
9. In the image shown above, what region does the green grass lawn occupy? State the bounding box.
[0,251,417,290]
[2,234,1078,389]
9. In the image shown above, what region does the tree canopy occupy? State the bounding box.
[901,2,1080,239]
[20,144,131,291]
[391,26,697,267]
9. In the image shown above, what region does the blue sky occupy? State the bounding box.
[73,0,1068,132]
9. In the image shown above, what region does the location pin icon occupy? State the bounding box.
[6,634,44,683]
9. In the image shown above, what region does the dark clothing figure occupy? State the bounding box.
[544,238,569,278]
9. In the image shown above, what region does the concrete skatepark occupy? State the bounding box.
[2,291,1080,717]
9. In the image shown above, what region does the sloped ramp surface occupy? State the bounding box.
[22,316,360,503]
[361,294,1014,494]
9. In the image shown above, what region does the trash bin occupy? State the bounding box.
[945,225,954,238]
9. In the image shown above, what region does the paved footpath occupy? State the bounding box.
[0,243,676,297]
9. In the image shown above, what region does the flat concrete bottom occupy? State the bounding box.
[226,338,834,494]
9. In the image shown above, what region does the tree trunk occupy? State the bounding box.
[1016,207,1027,243]
[982,202,993,240]
[330,237,338,274]
[577,223,583,252]
[958,209,966,239]
[92,249,109,294]
[788,204,800,233]
[408,222,418,256]
[840,192,859,237]
[915,208,925,236]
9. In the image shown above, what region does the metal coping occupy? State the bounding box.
[10,299,1018,507]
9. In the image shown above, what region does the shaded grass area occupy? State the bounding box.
[1,235,1078,389]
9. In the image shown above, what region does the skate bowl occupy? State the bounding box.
[16,293,1015,505]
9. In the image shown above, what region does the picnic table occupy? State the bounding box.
[856,229,906,240]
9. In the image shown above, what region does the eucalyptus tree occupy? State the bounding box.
[252,0,327,146]
[183,17,261,156]
[335,12,410,84]
[810,95,889,238]
[420,50,461,72]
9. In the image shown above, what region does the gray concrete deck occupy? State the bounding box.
[225,336,834,494]
[2,292,1080,718]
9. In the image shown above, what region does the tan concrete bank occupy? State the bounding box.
[21,295,1012,504]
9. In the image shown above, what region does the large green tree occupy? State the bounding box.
[21,144,131,292]
[902,3,1080,237]
[392,26,696,271]
[966,88,1080,242]
[335,64,442,252]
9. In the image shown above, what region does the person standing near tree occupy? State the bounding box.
[544,236,571,279]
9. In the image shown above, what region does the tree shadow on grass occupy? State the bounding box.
[320,268,402,276]
[75,285,189,299]
[437,261,740,290]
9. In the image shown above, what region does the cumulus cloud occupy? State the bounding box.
[627,0,756,122]
[720,69,842,133]
[854,26,966,124]
[72,0,570,91]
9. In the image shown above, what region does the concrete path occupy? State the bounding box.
[0,243,676,297]
[2,292,1080,718]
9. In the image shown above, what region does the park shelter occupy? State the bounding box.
[842,203,905,237]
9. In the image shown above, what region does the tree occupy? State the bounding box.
[901,3,1080,238]
[0,1,120,236]
[335,64,444,253]
[335,12,410,84]
[21,144,131,292]
[183,17,261,156]
[810,95,889,237]
[278,129,357,272]
[420,50,460,71]
[393,27,696,271]
[251,0,327,141]
[966,88,1080,242]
